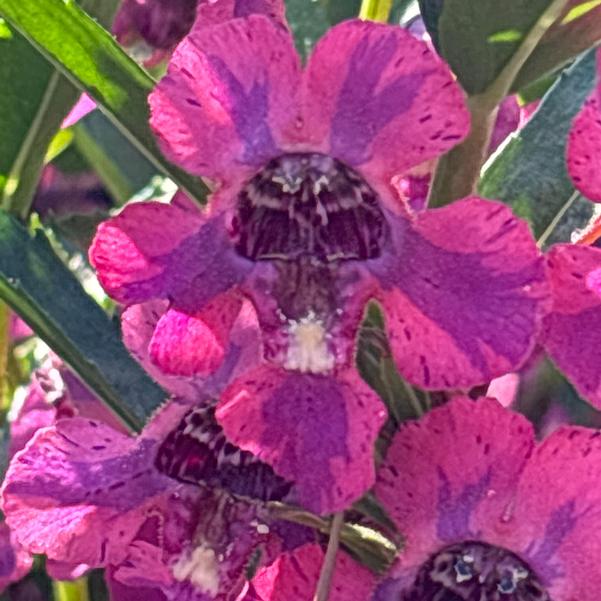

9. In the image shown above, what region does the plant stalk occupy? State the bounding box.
[313,513,345,601]
[428,0,570,207]
[359,0,393,22]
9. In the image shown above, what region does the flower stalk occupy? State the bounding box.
[313,512,345,601]
[359,0,392,22]
[428,0,571,207]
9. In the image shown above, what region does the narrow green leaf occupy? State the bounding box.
[0,24,53,197]
[479,50,596,242]
[0,210,167,431]
[512,0,601,91]
[0,0,209,205]
[438,0,552,95]
[73,110,158,205]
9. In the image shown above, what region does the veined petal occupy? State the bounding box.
[301,20,469,181]
[216,365,386,514]
[149,15,301,182]
[372,198,548,389]
[90,200,249,308]
[542,244,601,408]
[375,397,534,585]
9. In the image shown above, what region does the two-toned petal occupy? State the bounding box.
[302,20,469,182]
[371,198,548,389]
[216,365,386,513]
[149,15,301,182]
[542,244,601,408]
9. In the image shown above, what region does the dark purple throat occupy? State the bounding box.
[404,541,550,601]
[233,153,388,263]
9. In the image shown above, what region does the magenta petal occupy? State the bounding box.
[251,543,375,601]
[1,419,169,566]
[498,427,601,601]
[301,20,469,180]
[197,0,286,28]
[0,522,32,591]
[567,92,601,202]
[90,201,248,308]
[149,16,300,181]
[373,197,548,389]
[375,397,534,584]
[542,244,601,408]
[217,366,386,514]
[149,291,243,376]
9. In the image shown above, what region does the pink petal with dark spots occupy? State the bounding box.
[371,197,548,389]
[375,397,534,586]
[567,93,601,201]
[491,427,601,601]
[301,20,469,182]
[149,16,300,182]
[1,418,170,566]
[217,365,386,514]
[542,244,601,408]
[90,200,249,308]
[250,543,375,601]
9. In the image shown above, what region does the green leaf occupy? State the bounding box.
[479,49,596,242]
[513,0,601,91]
[424,0,601,95]
[285,0,330,58]
[73,110,158,205]
[417,0,444,48]
[0,0,209,205]
[438,0,553,95]
[0,209,167,431]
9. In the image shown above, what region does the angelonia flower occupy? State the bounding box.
[90,1,549,513]
[1,304,313,600]
[243,397,601,601]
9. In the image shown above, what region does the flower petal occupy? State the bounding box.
[197,0,286,28]
[1,418,169,566]
[217,365,386,514]
[149,291,243,377]
[301,20,469,181]
[149,15,300,181]
[0,522,32,592]
[372,197,548,389]
[542,244,601,408]
[497,427,601,601]
[250,543,375,601]
[90,200,248,308]
[375,397,534,584]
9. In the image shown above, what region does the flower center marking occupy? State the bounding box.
[405,541,550,601]
[234,153,388,263]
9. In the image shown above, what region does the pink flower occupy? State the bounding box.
[1,306,311,599]
[373,396,601,601]
[568,50,601,202]
[90,7,548,513]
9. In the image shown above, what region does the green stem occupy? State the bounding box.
[428,0,570,207]
[313,513,345,601]
[537,189,580,248]
[53,579,90,601]
[0,303,8,414]
[359,0,392,22]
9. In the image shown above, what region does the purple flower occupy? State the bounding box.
[243,396,601,601]
[372,396,601,601]
[90,8,548,513]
